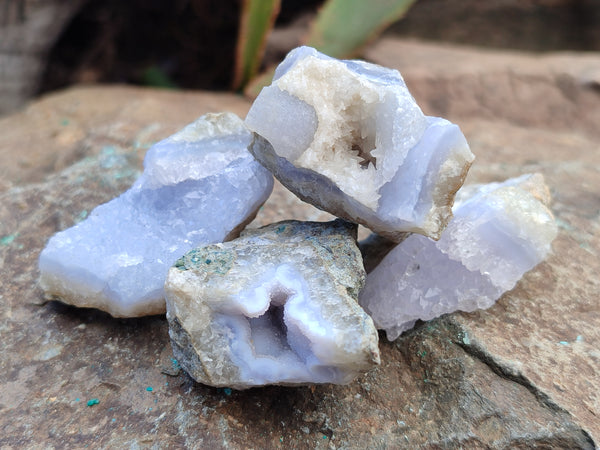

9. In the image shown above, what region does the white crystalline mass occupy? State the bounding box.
[38,113,274,317]
[165,220,380,389]
[359,174,558,340]
[246,46,474,241]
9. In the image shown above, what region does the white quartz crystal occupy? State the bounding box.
[38,113,274,317]
[359,173,558,340]
[246,46,474,241]
[165,220,380,389]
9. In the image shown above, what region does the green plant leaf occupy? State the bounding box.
[233,0,281,91]
[244,0,417,98]
[244,66,276,98]
[306,0,417,58]
[141,66,177,89]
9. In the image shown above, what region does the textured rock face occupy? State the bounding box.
[246,46,474,241]
[360,173,558,340]
[38,113,274,317]
[165,219,380,389]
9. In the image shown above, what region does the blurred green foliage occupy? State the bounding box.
[237,0,417,95]
[233,0,282,90]
[141,66,178,89]
[306,0,417,58]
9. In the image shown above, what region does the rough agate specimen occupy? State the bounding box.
[38,113,274,317]
[359,173,558,340]
[245,46,475,241]
[164,220,380,389]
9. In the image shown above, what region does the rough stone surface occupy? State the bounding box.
[367,38,600,139]
[38,112,273,317]
[0,86,252,191]
[0,41,598,447]
[360,173,558,340]
[165,220,379,389]
[246,46,474,241]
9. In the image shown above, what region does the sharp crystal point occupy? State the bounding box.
[359,173,558,340]
[38,113,274,317]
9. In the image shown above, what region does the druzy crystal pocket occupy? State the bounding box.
[246,46,475,241]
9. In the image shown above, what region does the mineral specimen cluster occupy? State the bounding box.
[38,46,557,389]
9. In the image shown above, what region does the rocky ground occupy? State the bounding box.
[0,39,599,448]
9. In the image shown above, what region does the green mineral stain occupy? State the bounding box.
[346,285,359,299]
[75,210,88,223]
[275,225,286,234]
[178,247,235,274]
[87,398,100,406]
[0,233,17,246]
[60,118,70,126]
[419,350,427,358]
[461,333,470,345]
[146,386,153,392]
[99,145,130,172]
[113,168,136,180]
[559,341,569,346]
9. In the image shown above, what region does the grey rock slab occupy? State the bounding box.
[38,112,274,317]
[246,46,474,241]
[165,219,380,389]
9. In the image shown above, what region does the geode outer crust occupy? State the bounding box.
[165,219,380,389]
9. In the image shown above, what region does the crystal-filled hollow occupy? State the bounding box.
[246,46,475,241]
[165,220,380,389]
